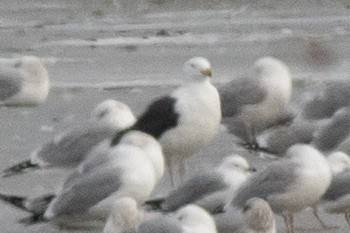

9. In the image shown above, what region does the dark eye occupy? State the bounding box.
[243,205,251,212]
[190,64,195,68]
[14,61,21,68]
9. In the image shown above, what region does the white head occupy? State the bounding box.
[120,131,164,181]
[243,198,276,232]
[327,151,350,175]
[254,56,290,78]
[92,99,136,130]
[176,205,217,233]
[17,56,49,83]
[182,57,212,79]
[109,197,144,230]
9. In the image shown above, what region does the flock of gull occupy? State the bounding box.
[0,55,350,233]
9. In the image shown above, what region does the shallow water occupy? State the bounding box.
[1,1,350,232]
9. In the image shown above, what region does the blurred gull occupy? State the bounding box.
[231,144,331,233]
[145,155,255,213]
[264,119,318,155]
[0,56,50,107]
[176,204,217,233]
[0,131,164,227]
[104,197,144,233]
[312,151,350,229]
[3,99,136,177]
[320,170,350,229]
[302,80,350,120]
[220,57,292,150]
[215,198,276,233]
[111,57,221,186]
[122,204,216,233]
[312,107,350,152]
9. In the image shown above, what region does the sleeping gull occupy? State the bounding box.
[231,144,331,233]
[302,80,350,120]
[145,155,255,213]
[264,119,318,155]
[0,131,164,227]
[104,197,145,233]
[312,107,350,152]
[215,197,276,233]
[0,56,50,107]
[175,204,217,233]
[111,57,221,186]
[3,99,136,177]
[220,57,292,150]
[121,204,216,233]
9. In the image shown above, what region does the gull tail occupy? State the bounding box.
[3,160,39,177]
[0,193,27,211]
[143,197,165,211]
[19,213,47,225]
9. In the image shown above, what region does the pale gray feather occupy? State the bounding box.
[322,170,350,202]
[0,65,22,101]
[126,216,183,233]
[161,172,228,211]
[47,167,122,216]
[35,122,115,167]
[219,77,267,118]
[313,107,350,151]
[232,161,297,209]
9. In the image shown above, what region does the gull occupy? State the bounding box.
[302,80,350,120]
[231,144,332,233]
[145,155,255,213]
[3,99,136,177]
[0,131,164,227]
[104,197,145,233]
[312,107,350,152]
[312,151,350,229]
[0,56,50,107]
[121,204,217,233]
[215,197,276,233]
[219,57,292,150]
[111,57,221,186]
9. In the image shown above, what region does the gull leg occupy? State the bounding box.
[282,212,294,233]
[168,156,179,188]
[178,158,186,185]
[312,204,337,229]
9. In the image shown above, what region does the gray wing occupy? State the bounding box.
[36,123,115,167]
[0,66,22,101]
[313,108,350,151]
[267,120,317,154]
[47,167,122,216]
[136,216,183,233]
[323,171,350,201]
[161,172,228,211]
[219,77,267,118]
[303,81,350,119]
[232,160,297,208]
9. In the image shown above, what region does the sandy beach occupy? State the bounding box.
[1,0,350,232]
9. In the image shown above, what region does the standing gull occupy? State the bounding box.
[0,131,164,227]
[0,56,50,107]
[112,57,221,186]
[145,155,255,213]
[215,198,276,233]
[3,99,136,177]
[232,144,331,233]
[220,57,292,150]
